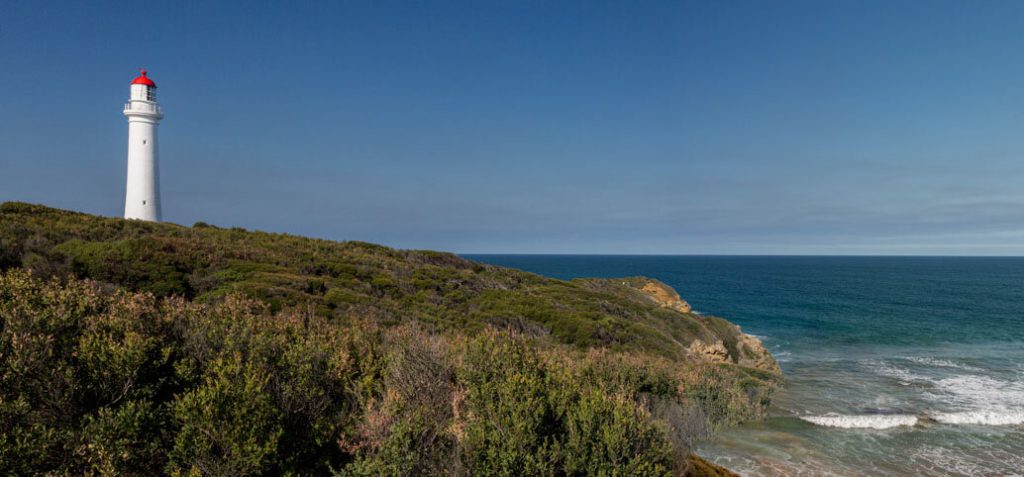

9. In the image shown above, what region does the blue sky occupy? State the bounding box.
[3,1,1024,254]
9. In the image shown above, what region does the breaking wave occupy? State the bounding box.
[800,414,918,429]
[931,410,1024,426]
[801,410,1024,429]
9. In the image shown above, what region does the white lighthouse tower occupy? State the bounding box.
[123,69,164,221]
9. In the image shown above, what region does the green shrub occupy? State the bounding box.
[78,400,166,475]
[457,332,561,476]
[169,355,283,476]
[560,391,673,477]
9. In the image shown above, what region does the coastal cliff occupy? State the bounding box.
[0,202,778,476]
[577,277,779,374]
[631,278,777,373]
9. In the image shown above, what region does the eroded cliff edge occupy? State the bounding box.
[575,276,780,374]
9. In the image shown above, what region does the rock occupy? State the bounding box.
[638,280,692,313]
[627,277,780,374]
[686,454,740,477]
[689,329,780,373]
[736,331,780,373]
[688,339,730,363]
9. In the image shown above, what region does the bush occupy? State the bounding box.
[169,355,283,475]
[560,391,673,477]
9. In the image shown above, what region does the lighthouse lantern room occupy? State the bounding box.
[123,69,164,221]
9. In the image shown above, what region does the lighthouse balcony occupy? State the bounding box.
[124,101,163,116]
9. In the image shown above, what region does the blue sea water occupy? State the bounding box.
[464,256,1024,476]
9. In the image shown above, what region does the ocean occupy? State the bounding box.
[463,255,1024,476]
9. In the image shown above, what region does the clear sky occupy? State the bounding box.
[3,1,1024,254]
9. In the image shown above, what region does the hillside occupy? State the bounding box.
[0,202,777,371]
[0,202,777,476]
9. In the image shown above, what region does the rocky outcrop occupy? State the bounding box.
[687,454,740,477]
[637,279,692,313]
[688,339,730,363]
[737,331,779,373]
[631,278,779,374]
[688,330,779,374]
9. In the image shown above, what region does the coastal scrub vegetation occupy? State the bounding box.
[0,203,776,475]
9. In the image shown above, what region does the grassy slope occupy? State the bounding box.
[0,202,773,475]
[0,201,774,370]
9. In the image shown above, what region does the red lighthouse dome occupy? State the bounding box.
[131,69,156,87]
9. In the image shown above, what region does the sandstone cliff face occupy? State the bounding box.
[687,330,779,374]
[639,280,693,313]
[736,331,779,373]
[631,278,780,374]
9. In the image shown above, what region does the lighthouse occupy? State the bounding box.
[123,69,164,221]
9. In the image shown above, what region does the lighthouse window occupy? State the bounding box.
[142,140,147,145]
[146,89,156,101]
[142,200,147,205]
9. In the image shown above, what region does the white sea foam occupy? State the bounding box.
[868,361,922,384]
[910,445,1024,477]
[800,414,918,429]
[905,356,984,372]
[928,374,1024,408]
[931,410,1024,426]
[868,357,1024,428]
